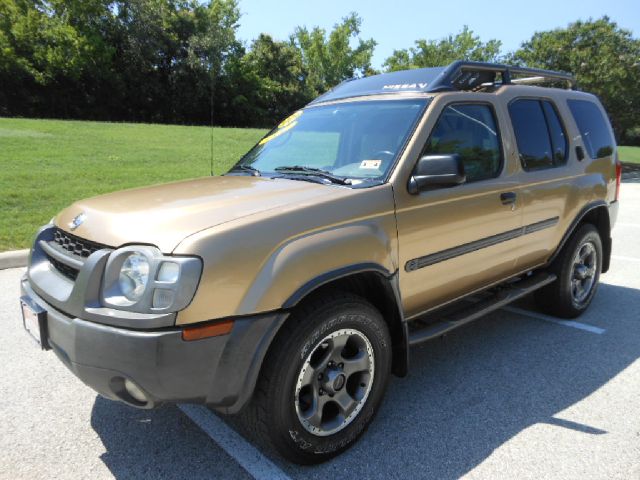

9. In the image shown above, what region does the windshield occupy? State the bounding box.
[233,99,428,185]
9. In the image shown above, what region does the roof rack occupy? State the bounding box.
[309,61,576,105]
[429,60,577,92]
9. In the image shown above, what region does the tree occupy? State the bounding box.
[184,0,242,124]
[511,17,640,141]
[226,34,310,126]
[0,0,114,117]
[0,0,245,123]
[290,13,376,96]
[383,26,502,71]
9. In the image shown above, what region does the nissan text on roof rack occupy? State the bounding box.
[20,61,620,463]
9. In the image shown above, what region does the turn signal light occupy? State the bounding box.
[182,319,234,341]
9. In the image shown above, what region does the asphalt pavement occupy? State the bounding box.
[1,181,638,480]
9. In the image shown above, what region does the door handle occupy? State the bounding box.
[500,192,517,205]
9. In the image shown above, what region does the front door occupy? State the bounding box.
[394,100,525,319]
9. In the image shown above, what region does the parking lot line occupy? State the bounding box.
[612,254,640,263]
[178,404,291,480]
[502,306,606,334]
[615,222,640,228]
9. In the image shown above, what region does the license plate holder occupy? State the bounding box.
[21,296,50,350]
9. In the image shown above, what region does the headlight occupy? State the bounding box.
[101,246,202,313]
[118,252,150,301]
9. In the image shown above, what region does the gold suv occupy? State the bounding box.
[20,61,620,464]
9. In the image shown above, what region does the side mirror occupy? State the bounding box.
[407,154,466,194]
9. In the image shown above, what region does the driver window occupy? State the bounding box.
[423,103,502,182]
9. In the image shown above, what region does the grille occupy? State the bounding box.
[53,228,107,258]
[47,228,110,281]
[47,254,79,281]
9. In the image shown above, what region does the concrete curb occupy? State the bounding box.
[0,249,29,270]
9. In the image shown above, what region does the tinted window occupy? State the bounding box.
[423,104,502,182]
[567,99,614,159]
[509,99,554,170]
[542,101,567,165]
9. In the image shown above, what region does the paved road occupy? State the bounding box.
[1,183,639,480]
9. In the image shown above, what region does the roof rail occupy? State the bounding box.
[308,61,577,105]
[430,60,576,91]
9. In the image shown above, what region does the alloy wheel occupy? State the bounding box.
[294,328,375,437]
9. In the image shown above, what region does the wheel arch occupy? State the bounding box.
[548,201,612,272]
[283,265,409,378]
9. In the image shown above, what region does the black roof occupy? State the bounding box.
[310,61,576,105]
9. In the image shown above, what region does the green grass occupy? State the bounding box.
[2,117,639,252]
[0,118,266,251]
[619,146,640,164]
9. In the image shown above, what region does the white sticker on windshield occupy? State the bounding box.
[360,159,382,169]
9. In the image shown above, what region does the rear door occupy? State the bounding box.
[510,95,617,271]
[393,96,526,319]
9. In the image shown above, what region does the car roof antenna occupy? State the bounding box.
[210,60,215,177]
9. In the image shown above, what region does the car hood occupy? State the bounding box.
[55,176,350,252]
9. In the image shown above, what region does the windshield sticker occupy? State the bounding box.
[259,110,303,146]
[278,110,302,129]
[360,159,382,169]
[382,83,428,90]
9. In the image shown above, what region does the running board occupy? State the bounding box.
[408,272,557,346]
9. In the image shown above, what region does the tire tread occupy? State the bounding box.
[242,290,388,464]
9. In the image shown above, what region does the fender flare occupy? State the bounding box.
[283,263,409,377]
[547,200,612,270]
[283,263,392,308]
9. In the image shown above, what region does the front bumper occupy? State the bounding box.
[21,276,287,413]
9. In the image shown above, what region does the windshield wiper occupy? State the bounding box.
[274,166,351,185]
[229,164,261,176]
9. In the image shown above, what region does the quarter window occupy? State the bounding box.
[423,104,502,182]
[508,99,567,170]
[567,99,614,159]
[542,102,568,164]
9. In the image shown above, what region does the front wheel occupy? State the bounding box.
[535,223,602,318]
[247,292,391,464]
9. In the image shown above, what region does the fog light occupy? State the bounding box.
[124,378,147,403]
[153,288,174,309]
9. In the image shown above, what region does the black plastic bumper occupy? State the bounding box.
[21,276,288,413]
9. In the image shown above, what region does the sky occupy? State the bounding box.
[235,0,640,69]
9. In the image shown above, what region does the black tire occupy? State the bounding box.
[535,223,602,318]
[246,291,392,464]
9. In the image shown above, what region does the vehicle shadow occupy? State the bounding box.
[279,281,640,479]
[89,282,639,479]
[89,399,249,479]
[621,163,640,183]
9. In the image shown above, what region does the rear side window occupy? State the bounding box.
[542,102,567,164]
[508,99,567,170]
[567,99,614,159]
[423,103,502,182]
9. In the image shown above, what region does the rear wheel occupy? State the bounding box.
[535,224,602,318]
[247,292,391,464]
